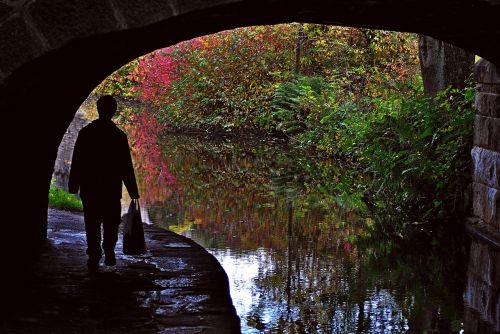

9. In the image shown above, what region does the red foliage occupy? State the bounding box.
[132,25,295,116]
[125,111,176,203]
[133,47,174,102]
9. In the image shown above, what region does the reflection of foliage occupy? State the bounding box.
[134,134,467,333]
[168,218,195,235]
[241,222,468,333]
[124,111,176,203]
[145,135,364,252]
[356,224,468,333]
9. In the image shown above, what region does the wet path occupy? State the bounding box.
[0,209,240,333]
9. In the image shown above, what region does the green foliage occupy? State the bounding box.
[100,24,419,134]
[93,60,140,98]
[263,74,474,233]
[352,85,475,233]
[94,23,474,234]
[256,76,337,136]
[49,183,83,212]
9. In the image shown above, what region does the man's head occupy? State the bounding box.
[96,95,117,120]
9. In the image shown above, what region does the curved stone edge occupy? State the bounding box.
[141,223,241,333]
[44,208,241,333]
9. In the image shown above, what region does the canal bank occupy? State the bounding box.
[0,208,240,333]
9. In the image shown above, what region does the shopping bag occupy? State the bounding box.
[122,199,147,255]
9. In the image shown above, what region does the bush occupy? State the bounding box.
[257,76,337,137]
[355,85,475,233]
[49,184,83,212]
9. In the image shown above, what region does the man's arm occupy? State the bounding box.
[122,134,140,199]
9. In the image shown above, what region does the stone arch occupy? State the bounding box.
[2,0,500,259]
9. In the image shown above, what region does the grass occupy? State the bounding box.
[49,184,83,212]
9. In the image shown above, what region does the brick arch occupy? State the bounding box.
[1,0,500,258]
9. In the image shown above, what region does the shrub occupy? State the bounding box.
[355,85,475,233]
[49,184,83,212]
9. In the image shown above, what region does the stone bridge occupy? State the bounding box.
[0,0,499,259]
[51,110,87,191]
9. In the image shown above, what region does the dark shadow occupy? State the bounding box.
[0,237,163,333]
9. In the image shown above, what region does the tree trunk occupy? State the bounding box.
[294,23,304,77]
[418,35,474,97]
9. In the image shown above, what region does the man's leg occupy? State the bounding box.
[102,199,122,266]
[82,199,103,269]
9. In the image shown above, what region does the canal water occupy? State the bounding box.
[137,134,499,333]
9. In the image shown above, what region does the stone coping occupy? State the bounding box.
[466,216,500,250]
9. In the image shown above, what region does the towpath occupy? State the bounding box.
[0,208,240,333]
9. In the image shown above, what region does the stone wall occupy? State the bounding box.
[472,60,500,229]
[52,110,87,191]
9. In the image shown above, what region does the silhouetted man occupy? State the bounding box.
[69,95,140,272]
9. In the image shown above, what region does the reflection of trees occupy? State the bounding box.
[243,223,468,333]
[143,134,364,253]
[138,135,469,333]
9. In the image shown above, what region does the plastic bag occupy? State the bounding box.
[122,199,147,255]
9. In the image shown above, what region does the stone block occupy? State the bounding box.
[0,2,12,20]
[473,182,500,228]
[478,82,500,95]
[174,0,239,15]
[111,0,174,28]
[476,59,500,85]
[476,92,500,118]
[472,146,500,189]
[28,0,117,49]
[0,14,43,74]
[474,115,500,152]
[0,1,28,6]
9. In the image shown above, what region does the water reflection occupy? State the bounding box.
[137,134,498,333]
[464,239,500,333]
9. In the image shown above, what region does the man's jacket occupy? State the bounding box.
[68,118,139,200]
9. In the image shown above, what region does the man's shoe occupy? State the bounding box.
[104,252,116,266]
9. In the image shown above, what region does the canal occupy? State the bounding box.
[136,134,499,333]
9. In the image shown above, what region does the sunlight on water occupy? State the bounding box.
[181,229,414,333]
[209,248,264,333]
[204,247,413,333]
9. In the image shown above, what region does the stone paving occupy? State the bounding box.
[0,209,240,333]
